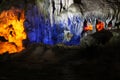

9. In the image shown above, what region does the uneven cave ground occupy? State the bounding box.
[0,30,120,80]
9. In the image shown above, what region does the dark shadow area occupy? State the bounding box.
[0,29,120,80]
[92,30,113,45]
[0,36,8,42]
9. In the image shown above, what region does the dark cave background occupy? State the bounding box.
[0,0,120,80]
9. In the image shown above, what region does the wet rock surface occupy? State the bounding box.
[0,30,120,80]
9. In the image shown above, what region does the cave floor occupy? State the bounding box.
[0,46,120,80]
[0,30,120,80]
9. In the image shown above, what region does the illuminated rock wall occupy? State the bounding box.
[25,4,53,44]
[25,0,82,45]
[25,0,120,45]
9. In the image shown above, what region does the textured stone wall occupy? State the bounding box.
[0,0,119,45]
[37,0,120,26]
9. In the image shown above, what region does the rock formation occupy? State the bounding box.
[26,0,120,45]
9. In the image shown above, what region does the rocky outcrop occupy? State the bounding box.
[36,0,120,27]
[25,0,120,45]
[36,0,120,34]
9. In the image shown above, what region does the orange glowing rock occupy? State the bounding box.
[96,21,104,31]
[0,7,27,54]
[84,23,93,31]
